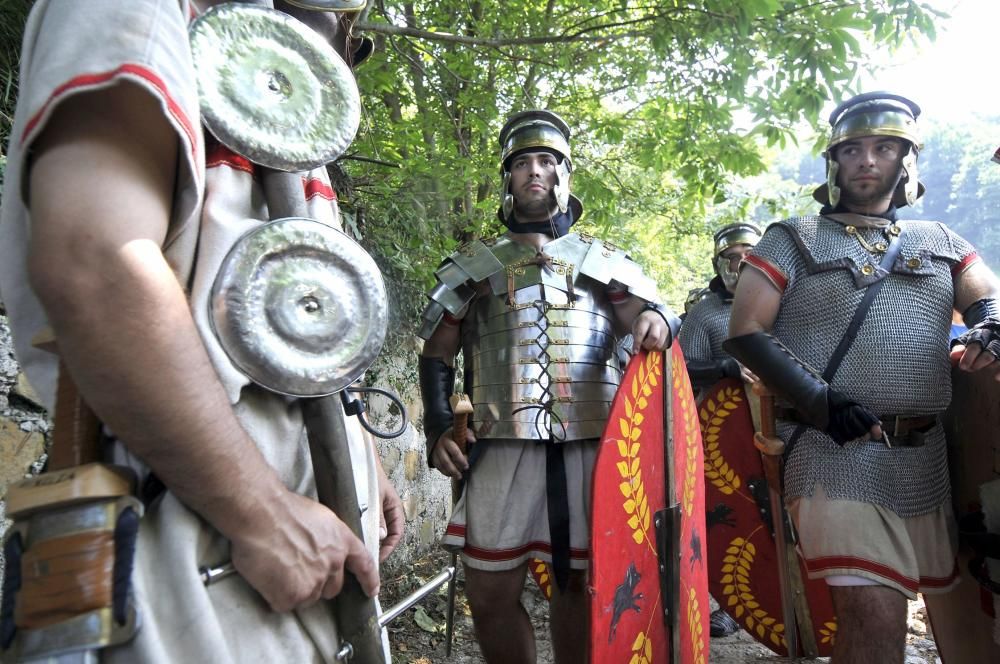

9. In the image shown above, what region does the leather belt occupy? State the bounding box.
[774,407,937,446]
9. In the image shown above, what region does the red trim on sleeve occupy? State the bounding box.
[22,65,198,161]
[951,251,980,277]
[743,254,788,292]
[303,177,337,201]
[442,312,462,326]
[205,142,254,175]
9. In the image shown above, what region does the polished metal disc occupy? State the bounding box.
[210,218,388,397]
[190,3,361,171]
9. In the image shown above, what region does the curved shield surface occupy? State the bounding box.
[190,3,361,171]
[701,377,837,656]
[933,367,1000,663]
[590,346,709,663]
[210,217,387,397]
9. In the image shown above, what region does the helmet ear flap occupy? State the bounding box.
[501,171,515,221]
[898,145,920,207]
[826,156,841,208]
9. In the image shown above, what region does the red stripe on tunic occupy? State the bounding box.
[743,254,788,292]
[444,524,588,562]
[303,177,336,201]
[952,251,980,277]
[804,554,958,593]
[22,65,198,164]
[205,142,254,175]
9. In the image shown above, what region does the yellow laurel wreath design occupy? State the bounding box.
[819,620,838,645]
[721,534,786,648]
[531,558,552,600]
[671,355,699,516]
[699,387,744,495]
[628,630,654,664]
[686,586,707,664]
[616,352,660,548]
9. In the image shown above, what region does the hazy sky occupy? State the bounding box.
[861,0,998,123]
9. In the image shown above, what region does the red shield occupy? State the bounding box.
[701,377,837,656]
[931,367,1000,663]
[590,346,710,663]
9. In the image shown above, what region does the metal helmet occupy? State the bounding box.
[713,222,762,292]
[813,92,924,208]
[498,110,582,222]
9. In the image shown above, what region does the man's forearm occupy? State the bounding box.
[31,241,286,540]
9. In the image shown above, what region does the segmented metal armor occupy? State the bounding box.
[749,214,977,516]
[678,292,732,362]
[418,232,660,442]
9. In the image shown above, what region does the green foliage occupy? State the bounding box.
[908,116,1000,271]
[1,0,31,157]
[350,0,940,323]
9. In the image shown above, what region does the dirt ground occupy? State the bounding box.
[379,548,942,664]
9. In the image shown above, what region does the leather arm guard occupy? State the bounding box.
[723,332,878,445]
[685,358,741,390]
[418,355,455,465]
[954,298,1000,361]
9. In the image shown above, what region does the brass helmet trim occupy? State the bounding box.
[498,110,576,220]
[713,222,762,257]
[814,92,924,208]
[713,223,762,292]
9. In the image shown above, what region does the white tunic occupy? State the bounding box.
[0,1,383,661]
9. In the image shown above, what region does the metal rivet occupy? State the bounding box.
[861,264,875,275]
[906,257,921,269]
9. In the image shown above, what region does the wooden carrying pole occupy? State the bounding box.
[754,384,801,658]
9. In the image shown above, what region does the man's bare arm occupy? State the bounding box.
[952,260,1000,376]
[27,82,376,609]
[727,268,782,337]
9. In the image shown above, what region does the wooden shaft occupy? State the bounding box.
[300,396,386,664]
[49,360,103,470]
[448,393,473,455]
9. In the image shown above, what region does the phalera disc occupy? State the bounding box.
[210,218,388,397]
[189,3,361,171]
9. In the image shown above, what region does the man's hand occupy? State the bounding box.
[377,465,404,562]
[230,489,379,612]
[738,363,759,384]
[430,427,476,479]
[951,344,1000,380]
[631,309,670,353]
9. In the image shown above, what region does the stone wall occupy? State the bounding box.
[0,313,52,600]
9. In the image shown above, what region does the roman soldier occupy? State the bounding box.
[417,109,679,662]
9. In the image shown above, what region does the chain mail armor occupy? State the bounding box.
[679,291,732,362]
[419,232,660,442]
[748,214,977,517]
